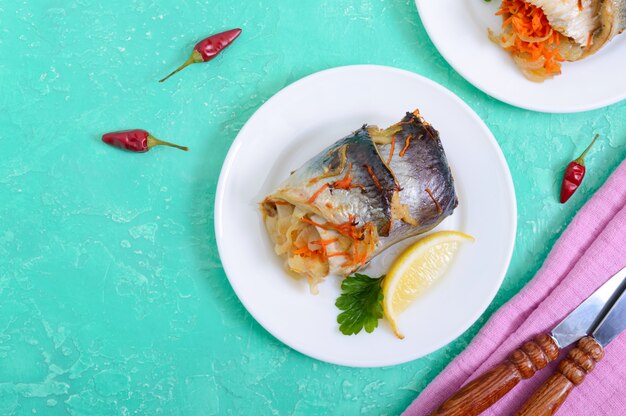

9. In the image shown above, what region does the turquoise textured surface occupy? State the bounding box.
[1,1,625,415]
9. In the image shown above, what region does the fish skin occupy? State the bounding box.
[339,127,398,236]
[375,113,458,254]
[265,111,457,252]
[268,127,397,236]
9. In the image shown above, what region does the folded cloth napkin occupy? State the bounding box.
[404,159,626,416]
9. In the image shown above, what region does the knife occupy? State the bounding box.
[432,266,626,416]
[516,271,626,415]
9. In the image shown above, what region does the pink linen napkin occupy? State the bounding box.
[404,159,626,416]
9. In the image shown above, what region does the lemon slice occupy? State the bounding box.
[383,231,474,339]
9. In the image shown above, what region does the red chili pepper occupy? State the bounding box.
[559,134,599,203]
[102,129,188,153]
[159,28,242,83]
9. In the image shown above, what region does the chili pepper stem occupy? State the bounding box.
[159,57,194,83]
[159,50,203,83]
[573,133,599,166]
[147,135,189,151]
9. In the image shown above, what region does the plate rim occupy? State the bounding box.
[214,64,517,367]
[415,0,626,113]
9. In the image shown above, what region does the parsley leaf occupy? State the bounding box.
[335,273,385,335]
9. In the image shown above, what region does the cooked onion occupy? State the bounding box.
[489,0,567,83]
[518,29,554,43]
[261,198,378,293]
[558,39,585,61]
[488,28,517,48]
[513,54,547,70]
[522,69,552,83]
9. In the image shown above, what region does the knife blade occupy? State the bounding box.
[432,265,626,416]
[550,265,626,348]
[592,275,626,347]
[516,269,626,416]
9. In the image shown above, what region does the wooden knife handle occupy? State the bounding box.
[432,334,559,416]
[515,336,604,416]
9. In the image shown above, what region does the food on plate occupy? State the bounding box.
[335,273,385,336]
[334,231,473,338]
[490,0,626,82]
[382,231,474,339]
[260,110,458,292]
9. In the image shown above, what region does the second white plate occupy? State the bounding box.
[416,0,626,113]
[215,65,516,367]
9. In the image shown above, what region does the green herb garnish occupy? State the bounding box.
[335,273,385,335]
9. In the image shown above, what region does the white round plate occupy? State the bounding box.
[416,0,626,113]
[215,65,516,367]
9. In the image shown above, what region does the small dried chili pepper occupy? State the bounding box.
[560,134,599,203]
[102,129,188,153]
[159,28,242,83]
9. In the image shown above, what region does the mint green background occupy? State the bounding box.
[0,1,624,415]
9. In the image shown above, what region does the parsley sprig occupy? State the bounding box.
[335,273,385,335]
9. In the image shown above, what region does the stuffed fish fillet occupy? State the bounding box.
[260,110,457,292]
[490,0,625,81]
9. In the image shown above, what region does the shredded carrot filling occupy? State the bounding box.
[327,251,349,258]
[301,217,328,229]
[578,0,583,11]
[265,198,291,206]
[292,246,314,255]
[586,31,593,48]
[387,135,395,165]
[425,126,435,140]
[331,173,352,190]
[331,214,361,238]
[292,238,338,261]
[497,0,564,75]
[342,234,368,268]
[425,188,443,214]
[330,163,365,191]
[300,215,372,268]
[310,238,338,246]
[307,183,329,203]
[397,119,415,126]
[363,164,382,191]
[292,245,325,260]
[399,134,413,157]
[308,163,366,204]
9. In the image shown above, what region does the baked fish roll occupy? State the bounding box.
[260,110,457,292]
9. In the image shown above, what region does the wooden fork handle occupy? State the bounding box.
[432,334,559,416]
[515,336,604,416]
